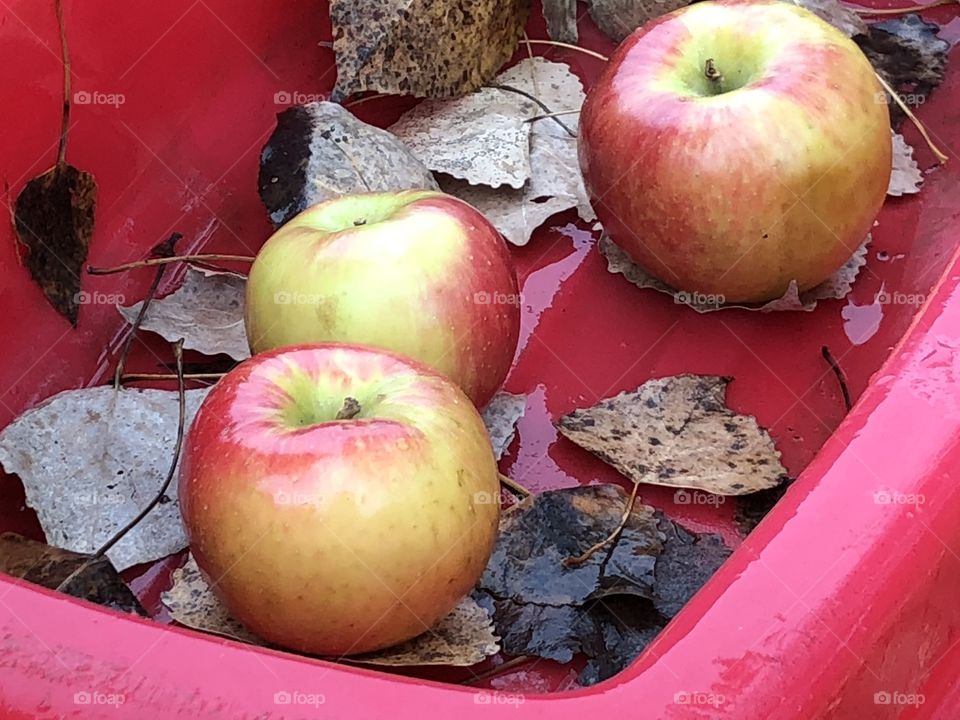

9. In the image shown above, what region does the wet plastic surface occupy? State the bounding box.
[1,0,960,717]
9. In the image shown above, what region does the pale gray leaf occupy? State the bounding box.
[888,132,923,196]
[481,391,527,459]
[542,0,578,43]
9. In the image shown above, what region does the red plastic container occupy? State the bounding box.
[1,1,959,717]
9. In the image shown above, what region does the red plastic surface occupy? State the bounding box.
[1,0,959,717]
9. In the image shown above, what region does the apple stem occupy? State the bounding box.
[875,71,948,164]
[335,397,362,421]
[88,253,255,276]
[563,480,640,568]
[704,58,724,90]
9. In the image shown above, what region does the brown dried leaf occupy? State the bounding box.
[889,132,923,196]
[330,0,530,100]
[162,555,500,666]
[557,375,787,496]
[390,88,537,189]
[118,267,249,361]
[0,533,146,616]
[259,102,439,227]
[13,164,96,326]
[542,0,578,42]
[600,234,870,313]
[0,386,210,570]
[588,0,689,43]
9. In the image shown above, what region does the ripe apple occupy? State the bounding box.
[178,343,501,656]
[244,190,520,408]
[578,0,892,303]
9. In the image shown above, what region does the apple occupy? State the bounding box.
[578,0,892,303]
[244,190,520,408]
[178,343,501,656]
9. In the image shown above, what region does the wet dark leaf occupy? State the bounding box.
[330,0,530,100]
[734,481,792,536]
[475,486,731,684]
[857,14,949,127]
[13,164,96,326]
[0,533,145,616]
[259,102,438,227]
[542,0,578,43]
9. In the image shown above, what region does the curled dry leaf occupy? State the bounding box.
[889,132,923,196]
[162,555,500,666]
[118,267,249,362]
[600,234,871,313]
[13,164,97,326]
[857,15,950,127]
[541,0,578,43]
[441,59,595,246]
[259,102,438,227]
[481,391,527,460]
[556,375,787,496]
[785,0,866,38]
[0,533,146,616]
[390,88,537,189]
[330,0,529,100]
[588,0,690,43]
[474,485,731,685]
[0,386,209,571]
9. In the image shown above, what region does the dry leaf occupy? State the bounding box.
[163,555,500,666]
[13,164,96,326]
[600,234,870,313]
[390,88,537,189]
[857,14,949,127]
[0,386,209,571]
[542,0,578,42]
[118,267,248,362]
[588,0,689,43]
[441,59,595,246]
[889,132,923,196]
[481,392,527,460]
[785,0,866,37]
[330,0,530,100]
[0,532,146,616]
[557,375,787,496]
[259,102,439,227]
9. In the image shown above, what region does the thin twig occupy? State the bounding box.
[849,0,956,14]
[875,72,948,164]
[460,655,534,685]
[821,346,852,413]
[525,109,582,124]
[55,0,70,167]
[56,340,187,592]
[113,233,180,390]
[491,84,576,138]
[563,481,639,568]
[344,94,386,109]
[498,472,531,500]
[523,39,609,62]
[121,372,225,383]
[88,253,255,276]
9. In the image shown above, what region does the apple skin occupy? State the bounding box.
[578,0,891,303]
[244,190,520,408]
[178,343,501,656]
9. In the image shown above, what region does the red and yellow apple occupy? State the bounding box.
[244,191,520,408]
[578,0,891,303]
[178,343,501,656]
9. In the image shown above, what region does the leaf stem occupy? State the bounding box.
[849,0,956,14]
[875,72,948,164]
[88,253,255,276]
[491,84,576,138]
[121,372,225,382]
[55,0,70,167]
[821,346,852,412]
[563,481,639,567]
[523,39,609,62]
[460,655,533,685]
[498,473,531,499]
